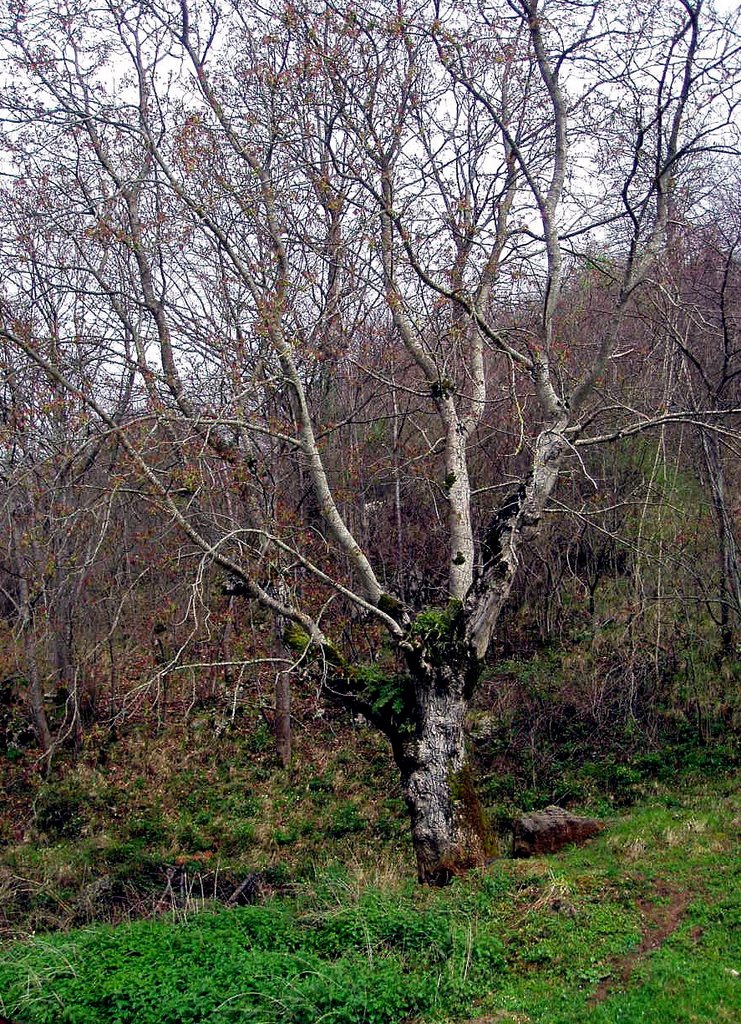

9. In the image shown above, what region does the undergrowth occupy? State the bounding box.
[1,640,738,941]
[0,774,738,1024]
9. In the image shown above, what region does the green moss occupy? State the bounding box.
[450,763,498,858]
[430,378,454,399]
[378,593,404,620]
[408,601,467,668]
[321,641,346,670]
[411,600,462,638]
[283,623,311,653]
[283,627,345,671]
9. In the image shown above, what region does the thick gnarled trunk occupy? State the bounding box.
[391,662,488,885]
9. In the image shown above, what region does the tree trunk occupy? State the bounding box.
[10,509,53,760]
[274,669,291,768]
[24,633,53,759]
[392,668,487,885]
[701,427,741,654]
[273,580,292,768]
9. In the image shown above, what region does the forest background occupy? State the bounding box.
[0,0,738,933]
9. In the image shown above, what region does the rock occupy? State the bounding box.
[512,805,603,857]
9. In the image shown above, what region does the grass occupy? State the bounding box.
[0,716,413,936]
[1,772,738,1024]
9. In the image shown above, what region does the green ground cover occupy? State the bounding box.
[1,773,738,1024]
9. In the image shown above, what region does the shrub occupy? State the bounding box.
[33,778,101,840]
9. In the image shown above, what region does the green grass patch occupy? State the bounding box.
[2,774,738,1024]
[0,893,482,1024]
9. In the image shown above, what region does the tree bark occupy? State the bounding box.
[701,427,741,653]
[395,683,487,884]
[274,669,291,768]
[384,428,567,883]
[382,625,489,884]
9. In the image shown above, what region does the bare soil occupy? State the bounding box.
[589,882,691,1005]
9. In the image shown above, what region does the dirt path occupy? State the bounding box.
[589,882,691,1005]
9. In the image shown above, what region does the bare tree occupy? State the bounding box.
[1,0,739,881]
[650,212,741,652]
[0,206,134,763]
